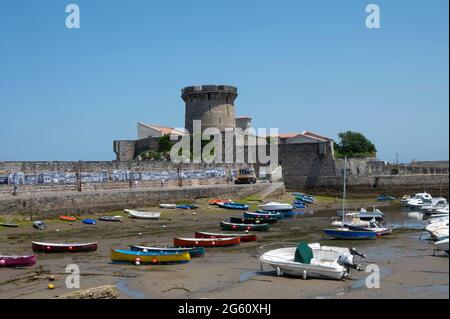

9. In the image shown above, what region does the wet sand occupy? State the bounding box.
[0,195,448,299]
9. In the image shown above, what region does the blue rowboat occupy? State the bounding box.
[82,219,97,225]
[130,245,205,258]
[245,211,283,219]
[295,196,314,204]
[323,228,378,240]
[293,202,306,208]
[218,202,249,210]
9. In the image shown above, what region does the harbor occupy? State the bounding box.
[0,191,448,299]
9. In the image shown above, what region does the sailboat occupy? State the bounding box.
[323,157,378,240]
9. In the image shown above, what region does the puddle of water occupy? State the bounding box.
[239,270,258,282]
[116,279,148,299]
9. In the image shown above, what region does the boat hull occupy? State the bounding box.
[111,249,190,264]
[0,254,36,267]
[99,216,122,222]
[245,211,283,219]
[173,237,240,247]
[230,217,278,225]
[32,241,98,253]
[220,221,270,232]
[195,231,257,242]
[59,216,77,222]
[218,203,249,210]
[323,229,377,240]
[435,239,449,253]
[130,245,205,258]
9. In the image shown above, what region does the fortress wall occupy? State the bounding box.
[0,183,269,217]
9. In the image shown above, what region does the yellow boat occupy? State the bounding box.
[110,249,190,264]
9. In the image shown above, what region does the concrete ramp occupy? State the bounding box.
[253,182,285,200]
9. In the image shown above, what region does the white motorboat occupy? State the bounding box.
[260,242,363,280]
[426,221,449,240]
[406,192,433,209]
[435,238,449,253]
[425,221,449,233]
[159,203,177,209]
[125,209,161,220]
[337,207,384,221]
[434,206,449,215]
[258,202,294,211]
[420,198,448,213]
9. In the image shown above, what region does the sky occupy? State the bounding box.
[0,0,448,163]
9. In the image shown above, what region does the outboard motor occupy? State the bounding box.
[349,247,366,259]
[337,255,362,271]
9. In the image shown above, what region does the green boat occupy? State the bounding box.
[220,221,270,232]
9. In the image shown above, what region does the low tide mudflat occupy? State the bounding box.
[0,194,448,299]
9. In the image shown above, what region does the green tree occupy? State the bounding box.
[158,134,173,153]
[334,131,376,157]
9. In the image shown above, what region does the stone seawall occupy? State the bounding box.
[0,183,270,218]
[284,174,449,197]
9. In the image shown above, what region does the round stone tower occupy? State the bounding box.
[181,85,238,134]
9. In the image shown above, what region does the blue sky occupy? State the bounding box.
[0,0,448,162]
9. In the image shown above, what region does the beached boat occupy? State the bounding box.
[323,228,378,240]
[0,254,36,267]
[346,224,392,236]
[0,222,18,228]
[400,195,412,206]
[173,237,240,247]
[176,204,198,210]
[220,221,270,232]
[218,202,249,210]
[229,216,278,225]
[32,241,98,253]
[99,216,122,222]
[376,195,396,201]
[33,221,47,230]
[159,204,177,209]
[125,209,161,220]
[59,216,77,222]
[130,245,205,258]
[260,242,362,280]
[82,219,97,225]
[244,211,283,219]
[195,231,257,242]
[294,195,314,204]
[426,221,449,240]
[111,249,190,264]
[420,198,448,213]
[208,199,229,205]
[258,202,293,212]
[435,238,449,253]
[405,193,433,209]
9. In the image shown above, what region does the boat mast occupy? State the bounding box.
[342,156,347,230]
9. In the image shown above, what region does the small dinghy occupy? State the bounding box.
[32,241,98,253]
[33,221,47,230]
[59,216,77,222]
[218,202,249,210]
[258,202,293,212]
[245,211,283,219]
[159,204,177,209]
[82,219,97,225]
[130,245,205,258]
[220,221,270,232]
[173,237,240,247]
[434,238,449,253]
[195,231,257,242]
[125,209,160,220]
[209,199,228,205]
[0,222,19,228]
[230,216,278,225]
[99,216,122,222]
[111,249,190,264]
[0,254,36,267]
[323,228,378,240]
[176,204,198,210]
[260,242,363,280]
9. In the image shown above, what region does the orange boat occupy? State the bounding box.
[59,216,77,222]
[208,199,229,205]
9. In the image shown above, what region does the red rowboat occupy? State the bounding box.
[173,237,240,247]
[195,231,257,242]
[59,216,77,222]
[32,241,98,253]
[0,254,36,267]
[208,199,228,205]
